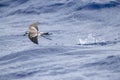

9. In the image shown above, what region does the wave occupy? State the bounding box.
[0,0,28,7]
[78,40,120,46]
[83,55,120,72]
[9,3,65,15]
[1,0,119,16]
[0,46,69,65]
[76,1,120,10]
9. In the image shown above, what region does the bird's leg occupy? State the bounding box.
[41,35,52,40]
[40,32,52,35]
[38,32,52,40]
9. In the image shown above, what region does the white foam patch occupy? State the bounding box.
[78,33,105,45]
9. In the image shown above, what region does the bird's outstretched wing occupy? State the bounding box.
[30,22,39,31]
[28,34,38,44]
[28,25,38,44]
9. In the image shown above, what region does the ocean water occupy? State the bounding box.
[0,0,120,80]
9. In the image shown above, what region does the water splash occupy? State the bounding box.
[78,33,105,45]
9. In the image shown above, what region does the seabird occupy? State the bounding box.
[25,22,50,44]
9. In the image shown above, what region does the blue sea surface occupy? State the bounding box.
[0,0,120,80]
